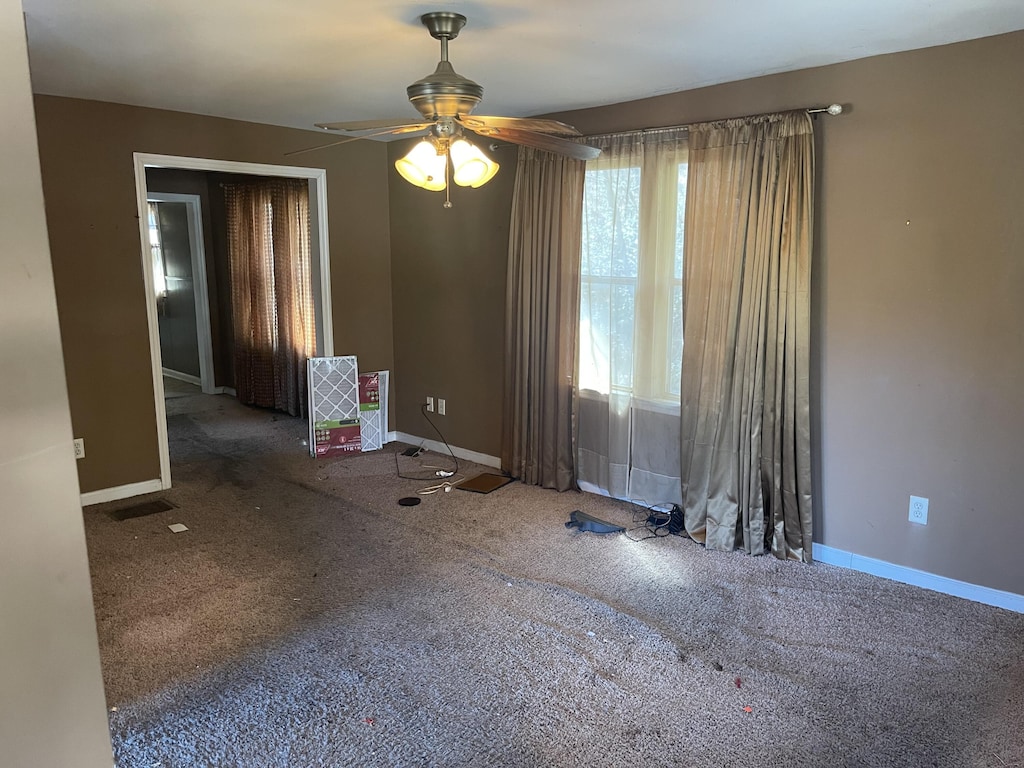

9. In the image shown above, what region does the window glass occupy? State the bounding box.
[579,148,686,403]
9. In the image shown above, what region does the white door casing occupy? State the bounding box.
[133,153,334,492]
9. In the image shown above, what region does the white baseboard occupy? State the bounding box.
[815,544,1024,614]
[161,368,201,386]
[213,386,237,396]
[394,431,501,469]
[80,478,166,507]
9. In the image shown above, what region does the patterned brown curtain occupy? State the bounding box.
[502,147,585,491]
[224,178,315,418]
[679,111,815,562]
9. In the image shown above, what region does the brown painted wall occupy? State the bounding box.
[388,31,1024,595]
[34,96,395,493]
[387,139,516,456]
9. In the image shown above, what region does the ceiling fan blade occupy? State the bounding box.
[467,126,601,161]
[457,115,582,136]
[315,119,432,133]
[285,125,429,157]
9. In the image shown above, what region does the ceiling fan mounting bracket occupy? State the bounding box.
[421,12,467,41]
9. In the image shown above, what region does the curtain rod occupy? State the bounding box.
[588,103,844,140]
[487,104,844,151]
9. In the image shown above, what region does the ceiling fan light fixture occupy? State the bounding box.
[450,138,499,188]
[395,139,447,191]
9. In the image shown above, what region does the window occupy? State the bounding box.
[147,202,167,299]
[575,129,688,503]
[578,132,687,404]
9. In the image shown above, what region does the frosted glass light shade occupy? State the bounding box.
[395,140,447,191]
[450,139,499,188]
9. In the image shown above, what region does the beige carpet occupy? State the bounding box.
[163,375,202,399]
[83,393,1024,767]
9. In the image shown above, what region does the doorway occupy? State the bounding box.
[133,153,334,491]
[147,193,217,395]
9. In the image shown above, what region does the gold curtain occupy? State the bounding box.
[679,112,814,561]
[224,178,315,418]
[502,147,585,491]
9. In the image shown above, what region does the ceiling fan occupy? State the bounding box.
[294,11,600,206]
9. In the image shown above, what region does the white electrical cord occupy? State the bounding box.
[416,475,465,495]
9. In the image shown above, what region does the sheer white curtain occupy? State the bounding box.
[576,128,688,504]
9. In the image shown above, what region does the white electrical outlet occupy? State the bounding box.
[438,398,446,416]
[73,438,85,460]
[909,495,928,525]
[426,396,434,413]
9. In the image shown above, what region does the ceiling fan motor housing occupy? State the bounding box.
[407,62,483,120]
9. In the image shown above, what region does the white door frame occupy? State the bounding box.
[133,153,334,491]
[148,192,216,395]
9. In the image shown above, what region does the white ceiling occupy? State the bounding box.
[21,0,1024,134]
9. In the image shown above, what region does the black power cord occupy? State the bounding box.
[419,403,459,475]
[623,498,687,542]
[392,402,460,481]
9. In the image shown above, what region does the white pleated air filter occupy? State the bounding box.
[307,356,361,457]
[357,370,389,452]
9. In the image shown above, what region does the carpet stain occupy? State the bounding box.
[107,499,176,521]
